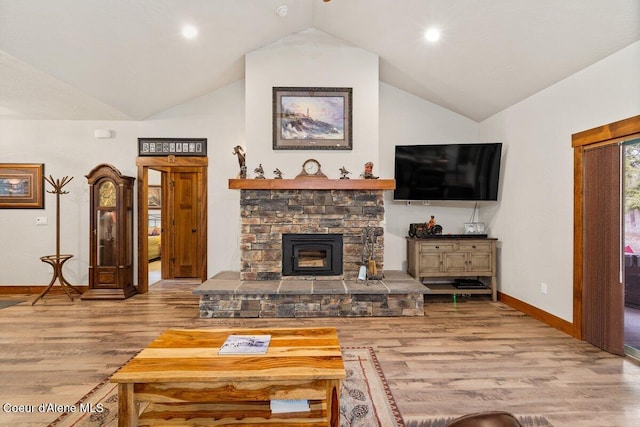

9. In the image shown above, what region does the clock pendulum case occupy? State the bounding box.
[82,164,137,299]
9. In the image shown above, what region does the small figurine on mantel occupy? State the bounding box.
[273,168,284,179]
[360,161,379,179]
[254,164,265,179]
[339,166,351,179]
[232,145,247,179]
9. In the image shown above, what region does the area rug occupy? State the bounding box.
[404,414,553,427]
[49,347,404,427]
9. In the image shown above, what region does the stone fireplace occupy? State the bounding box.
[193,178,427,318]
[239,186,386,281]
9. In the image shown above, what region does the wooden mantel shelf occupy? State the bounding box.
[228,178,395,191]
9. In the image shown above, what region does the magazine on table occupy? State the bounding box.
[218,334,271,355]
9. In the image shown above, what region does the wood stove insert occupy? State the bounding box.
[282,234,343,276]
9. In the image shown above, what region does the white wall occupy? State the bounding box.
[0,81,245,285]
[2,28,472,286]
[245,28,379,178]
[140,81,246,277]
[0,120,139,285]
[244,29,482,272]
[3,29,636,331]
[479,41,640,322]
[378,82,480,271]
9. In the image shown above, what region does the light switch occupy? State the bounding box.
[36,217,48,225]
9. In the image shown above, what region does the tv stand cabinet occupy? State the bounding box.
[406,237,498,301]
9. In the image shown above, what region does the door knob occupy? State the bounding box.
[192,228,197,233]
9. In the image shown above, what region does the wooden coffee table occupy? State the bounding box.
[110,327,345,426]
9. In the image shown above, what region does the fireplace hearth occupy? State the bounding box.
[282,234,343,276]
[196,179,421,318]
[195,270,427,318]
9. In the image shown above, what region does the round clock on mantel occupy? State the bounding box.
[296,158,328,178]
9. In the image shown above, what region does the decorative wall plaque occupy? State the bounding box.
[138,138,207,157]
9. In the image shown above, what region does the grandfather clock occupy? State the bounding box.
[82,164,137,299]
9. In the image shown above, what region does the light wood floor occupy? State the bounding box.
[1,282,640,426]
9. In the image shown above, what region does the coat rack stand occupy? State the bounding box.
[32,175,83,305]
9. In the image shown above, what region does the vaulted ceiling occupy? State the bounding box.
[0,0,638,122]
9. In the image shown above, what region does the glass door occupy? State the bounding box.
[623,138,640,358]
[97,180,116,267]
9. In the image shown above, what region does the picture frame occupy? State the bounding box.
[273,87,353,150]
[138,138,207,157]
[464,222,486,235]
[148,185,161,209]
[0,163,45,209]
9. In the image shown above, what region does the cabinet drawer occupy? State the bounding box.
[420,243,455,252]
[458,242,493,252]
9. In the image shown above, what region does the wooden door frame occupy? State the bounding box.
[136,156,208,293]
[572,115,640,339]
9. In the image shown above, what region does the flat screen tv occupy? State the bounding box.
[394,143,502,201]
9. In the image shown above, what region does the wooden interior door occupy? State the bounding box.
[582,143,624,355]
[136,157,207,293]
[169,169,201,278]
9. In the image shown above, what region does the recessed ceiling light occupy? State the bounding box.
[424,27,441,43]
[182,24,198,40]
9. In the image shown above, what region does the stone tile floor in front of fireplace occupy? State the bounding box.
[193,270,429,296]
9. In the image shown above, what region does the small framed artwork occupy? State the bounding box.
[273,87,353,150]
[464,222,486,235]
[148,185,161,209]
[0,163,45,209]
